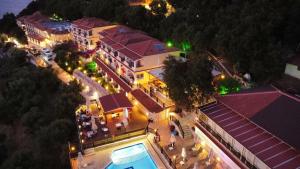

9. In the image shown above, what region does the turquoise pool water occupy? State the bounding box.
[106,143,158,169]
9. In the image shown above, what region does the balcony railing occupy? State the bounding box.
[82,128,146,149]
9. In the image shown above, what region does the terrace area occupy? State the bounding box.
[76,95,148,149]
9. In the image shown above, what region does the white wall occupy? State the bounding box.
[194,127,241,169]
[285,63,300,79]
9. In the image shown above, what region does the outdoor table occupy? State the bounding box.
[102,128,108,132]
[83,122,91,126]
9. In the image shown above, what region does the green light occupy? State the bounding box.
[166,40,173,47]
[219,85,229,95]
[181,41,191,51]
[86,61,97,72]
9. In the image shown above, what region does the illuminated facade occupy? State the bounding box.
[17,12,72,49]
[97,26,180,87]
[71,18,115,51]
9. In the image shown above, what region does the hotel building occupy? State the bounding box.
[17,12,72,49]
[70,18,114,51]
[197,86,300,169]
[97,25,180,87]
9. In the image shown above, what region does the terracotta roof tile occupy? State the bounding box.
[131,89,163,113]
[99,92,132,113]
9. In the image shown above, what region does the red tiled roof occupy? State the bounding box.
[101,37,116,46]
[27,33,45,41]
[99,25,179,60]
[99,92,132,113]
[201,86,300,169]
[201,102,300,169]
[287,55,300,67]
[17,12,70,35]
[131,89,164,113]
[118,48,141,60]
[72,17,110,30]
[94,58,131,92]
[217,89,281,118]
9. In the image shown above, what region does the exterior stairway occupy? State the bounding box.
[182,125,193,139]
[178,112,197,139]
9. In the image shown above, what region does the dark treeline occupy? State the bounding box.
[0,39,84,169]
[16,0,300,83]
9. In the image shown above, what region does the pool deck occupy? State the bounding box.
[70,135,168,169]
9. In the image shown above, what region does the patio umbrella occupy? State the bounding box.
[181,147,187,161]
[78,152,84,169]
[91,116,98,132]
[123,108,129,126]
[193,161,199,169]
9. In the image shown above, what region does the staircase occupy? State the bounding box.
[182,125,193,139]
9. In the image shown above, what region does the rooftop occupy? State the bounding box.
[287,55,300,67]
[201,86,300,169]
[99,92,132,113]
[131,89,164,113]
[72,17,111,30]
[17,11,71,34]
[99,25,178,61]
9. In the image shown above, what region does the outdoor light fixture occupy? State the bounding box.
[71,146,76,151]
[166,41,173,47]
[221,74,225,79]
[201,141,206,146]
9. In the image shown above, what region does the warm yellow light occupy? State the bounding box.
[173,155,176,160]
[78,125,82,129]
[83,70,87,74]
[217,157,221,162]
[71,146,76,151]
[146,112,149,116]
[134,100,138,106]
[221,74,225,79]
[81,139,84,143]
[67,67,71,71]
[201,141,206,146]
[91,77,96,80]
[65,62,68,66]
[105,86,109,90]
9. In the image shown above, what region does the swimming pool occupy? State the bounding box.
[106,143,158,169]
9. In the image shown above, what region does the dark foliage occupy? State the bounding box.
[0,45,84,169]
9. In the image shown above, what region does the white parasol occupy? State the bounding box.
[91,116,98,132]
[123,108,129,126]
[193,161,199,169]
[78,152,84,169]
[181,147,187,161]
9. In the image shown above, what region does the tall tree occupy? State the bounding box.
[163,52,213,110]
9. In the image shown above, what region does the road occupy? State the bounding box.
[51,62,73,84]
